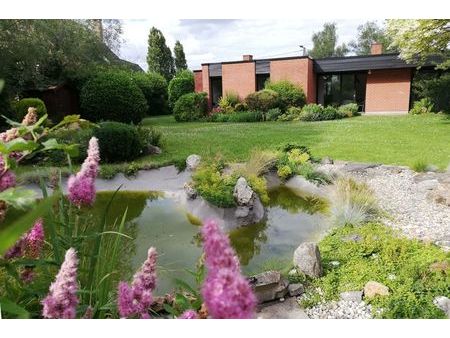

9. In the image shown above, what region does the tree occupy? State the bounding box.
[83,19,124,54]
[349,21,395,55]
[146,27,175,81]
[386,19,450,69]
[309,22,348,58]
[174,40,188,72]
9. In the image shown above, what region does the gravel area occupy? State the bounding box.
[304,300,373,319]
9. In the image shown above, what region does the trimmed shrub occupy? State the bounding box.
[265,80,306,111]
[245,89,279,112]
[227,111,263,123]
[409,98,434,115]
[218,91,241,114]
[266,108,283,121]
[278,106,303,121]
[80,71,148,124]
[298,104,324,121]
[234,102,248,112]
[338,103,360,118]
[13,98,47,121]
[168,70,195,109]
[94,122,142,163]
[322,106,340,120]
[132,72,169,116]
[173,92,208,122]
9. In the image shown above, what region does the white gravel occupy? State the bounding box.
[305,300,373,319]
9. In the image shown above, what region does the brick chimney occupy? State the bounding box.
[243,54,253,61]
[370,42,383,55]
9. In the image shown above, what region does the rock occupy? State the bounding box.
[186,154,201,171]
[429,261,449,273]
[417,179,439,192]
[288,283,305,297]
[342,234,363,243]
[249,271,289,303]
[427,184,450,206]
[293,242,323,278]
[257,297,308,319]
[321,156,334,165]
[183,182,197,200]
[342,162,380,173]
[433,296,450,318]
[233,177,254,205]
[340,291,363,303]
[285,175,327,198]
[146,144,162,155]
[363,281,390,299]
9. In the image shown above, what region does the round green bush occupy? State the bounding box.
[13,98,47,121]
[299,104,324,121]
[245,89,279,112]
[337,103,360,118]
[322,106,340,120]
[80,71,148,124]
[94,122,142,163]
[265,80,306,111]
[132,72,169,116]
[173,92,208,122]
[168,70,195,109]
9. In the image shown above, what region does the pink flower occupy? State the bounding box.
[4,218,44,259]
[200,219,256,319]
[0,155,16,192]
[67,137,100,207]
[42,248,79,319]
[179,310,199,319]
[117,247,158,319]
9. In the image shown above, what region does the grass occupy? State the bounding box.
[17,113,450,181]
[301,223,450,319]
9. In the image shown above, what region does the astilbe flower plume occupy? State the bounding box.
[67,137,99,207]
[179,309,199,319]
[117,247,158,319]
[200,219,256,319]
[0,155,16,192]
[4,218,44,260]
[42,248,79,319]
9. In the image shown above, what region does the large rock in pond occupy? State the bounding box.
[233,177,265,226]
[293,242,323,278]
[186,154,201,171]
[249,270,289,303]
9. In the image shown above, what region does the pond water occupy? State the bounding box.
[90,185,330,295]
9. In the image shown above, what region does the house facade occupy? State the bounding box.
[194,43,421,114]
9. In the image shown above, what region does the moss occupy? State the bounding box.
[302,223,450,318]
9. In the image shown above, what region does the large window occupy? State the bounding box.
[210,77,222,107]
[317,72,367,109]
[256,74,270,91]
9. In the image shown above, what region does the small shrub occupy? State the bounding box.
[278,106,303,121]
[266,108,283,121]
[265,80,306,111]
[299,104,324,121]
[168,70,195,109]
[338,103,360,118]
[13,98,47,121]
[209,113,230,122]
[80,71,147,124]
[218,91,241,114]
[132,72,169,116]
[322,106,340,120]
[239,149,278,177]
[173,92,208,122]
[94,122,142,163]
[329,177,379,227]
[245,89,279,112]
[226,111,263,123]
[409,98,434,115]
[297,162,331,185]
[137,126,163,149]
[244,174,269,205]
[411,160,429,172]
[234,102,248,112]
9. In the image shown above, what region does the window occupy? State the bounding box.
[256,74,270,91]
[210,77,222,107]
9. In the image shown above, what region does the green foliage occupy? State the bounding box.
[348,21,395,55]
[192,161,236,208]
[276,147,310,180]
[265,80,306,111]
[174,40,188,72]
[411,160,429,172]
[265,108,283,121]
[13,98,47,122]
[80,70,148,124]
[137,125,163,148]
[305,223,450,318]
[412,72,450,113]
[173,92,208,122]
[168,70,195,109]
[299,104,325,121]
[309,22,348,58]
[146,27,175,81]
[245,89,279,112]
[277,106,303,121]
[131,72,169,116]
[234,102,248,112]
[337,103,360,118]
[94,122,142,163]
[226,111,263,123]
[218,91,241,114]
[321,106,340,120]
[409,98,435,115]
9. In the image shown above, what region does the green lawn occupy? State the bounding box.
[142,114,450,169]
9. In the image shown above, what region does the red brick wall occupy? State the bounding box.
[270,58,316,103]
[365,69,412,113]
[222,62,256,99]
[194,71,203,93]
[201,65,211,107]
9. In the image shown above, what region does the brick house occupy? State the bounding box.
[194,43,433,114]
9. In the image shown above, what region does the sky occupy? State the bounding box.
[119,19,384,71]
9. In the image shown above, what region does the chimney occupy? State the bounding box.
[370,42,383,55]
[243,54,253,61]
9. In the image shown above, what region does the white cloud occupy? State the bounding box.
[120,19,384,71]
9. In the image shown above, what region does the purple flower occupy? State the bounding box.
[42,248,79,319]
[117,247,158,319]
[67,137,99,207]
[0,155,16,192]
[201,219,256,319]
[179,309,199,319]
[4,218,44,260]
[201,219,240,273]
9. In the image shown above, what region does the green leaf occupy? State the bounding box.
[0,298,30,319]
[0,192,60,256]
[0,187,37,209]
[0,138,39,154]
[1,115,22,127]
[174,278,197,295]
[0,79,4,93]
[41,138,79,157]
